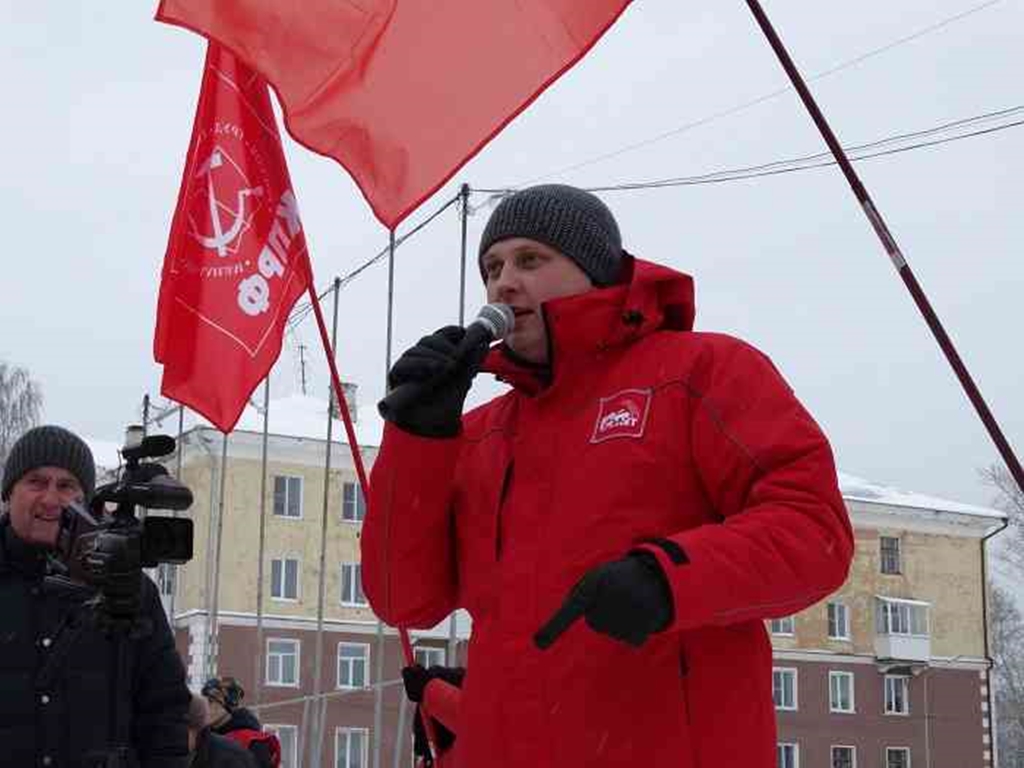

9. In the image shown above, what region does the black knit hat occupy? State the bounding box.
[2,425,96,502]
[478,184,623,286]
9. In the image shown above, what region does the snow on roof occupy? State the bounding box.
[194,393,384,448]
[838,471,1004,519]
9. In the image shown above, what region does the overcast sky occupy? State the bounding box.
[1,2,1020,512]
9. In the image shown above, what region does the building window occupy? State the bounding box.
[880,536,901,574]
[886,747,911,768]
[828,602,850,640]
[876,598,929,637]
[769,616,795,635]
[342,482,366,523]
[336,727,368,768]
[414,645,446,669]
[267,639,300,687]
[885,675,910,715]
[831,746,856,768]
[274,475,303,518]
[337,643,369,689]
[772,668,798,711]
[777,743,799,768]
[829,671,855,713]
[267,724,298,768]
[341,563,367,606]
[271,558,300,601]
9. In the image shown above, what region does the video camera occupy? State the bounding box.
[53,426,194,621]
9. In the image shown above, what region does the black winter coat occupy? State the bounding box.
[191,731,256,768]
[212,709,274,768]
[0,515,190,768]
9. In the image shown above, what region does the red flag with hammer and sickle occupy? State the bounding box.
[154,43,311,432]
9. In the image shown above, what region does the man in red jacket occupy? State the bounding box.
[362,184,854,768]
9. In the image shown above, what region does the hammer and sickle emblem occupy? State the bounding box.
[193,150,263,257]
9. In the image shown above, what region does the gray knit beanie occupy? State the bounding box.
[2,425,96,502]
[478,184,623,286]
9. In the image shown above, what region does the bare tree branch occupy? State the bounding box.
[992,585,1024,765]
[0,361,43,471]
[982,464,1024,580]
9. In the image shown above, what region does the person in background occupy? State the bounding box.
[202,676,279,768]
[187,692,255,768]
[363,184,855,768]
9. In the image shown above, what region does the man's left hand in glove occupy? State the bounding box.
[534,552,673,649]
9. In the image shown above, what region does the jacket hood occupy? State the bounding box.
[483,254,695,391]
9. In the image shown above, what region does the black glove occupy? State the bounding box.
[402,664,466,702]
[381,326,487,438]
[403,665,466,765]
[534,553,673,649]
[101,570,144,621]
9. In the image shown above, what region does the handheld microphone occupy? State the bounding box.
[378,303,515,420]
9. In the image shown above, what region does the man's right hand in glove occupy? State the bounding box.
[380,326,488,438]
[402,664,466,763]
[402,664,466,703]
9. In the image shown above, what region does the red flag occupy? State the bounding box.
[155,44,312,432]
[156,0,632,228]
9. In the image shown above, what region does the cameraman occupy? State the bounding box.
[0,425,190,768]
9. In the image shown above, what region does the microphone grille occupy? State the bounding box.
[477,303,515,340]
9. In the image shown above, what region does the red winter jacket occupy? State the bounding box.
[363,257,854,768]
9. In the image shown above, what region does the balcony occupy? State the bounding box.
[874,596,931,663]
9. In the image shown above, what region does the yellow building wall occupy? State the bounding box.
[770,524,986,658]
[174,451,375,625]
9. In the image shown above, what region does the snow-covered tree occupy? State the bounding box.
[0,361,43,471]
[984,465,1024,767]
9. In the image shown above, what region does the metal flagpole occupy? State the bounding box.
[298,697,311,768]
[141,395,151,521]
[745,0,1024,496]
[458,183,469,326]
[168,405,185,626]
[176,407,185,477]
[391,697,410,768]
[310,278,341,768]
[448,183,471,667]
[254,380,271,707]
[207,433,229,679]
[372,230,397,768]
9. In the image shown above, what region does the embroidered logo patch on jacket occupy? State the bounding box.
[590,388,653,443]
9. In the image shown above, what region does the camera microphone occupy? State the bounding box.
[378,302,514,420]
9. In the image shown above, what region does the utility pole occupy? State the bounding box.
[298,343,309,394]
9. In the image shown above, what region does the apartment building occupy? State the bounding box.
[772,473,1005,768]
[142,394,1006,768]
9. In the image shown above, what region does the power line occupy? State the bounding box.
[476,104,1023,197]
[586,111,1024,193]
[514,0,1007,185]
[285,192,461,331]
